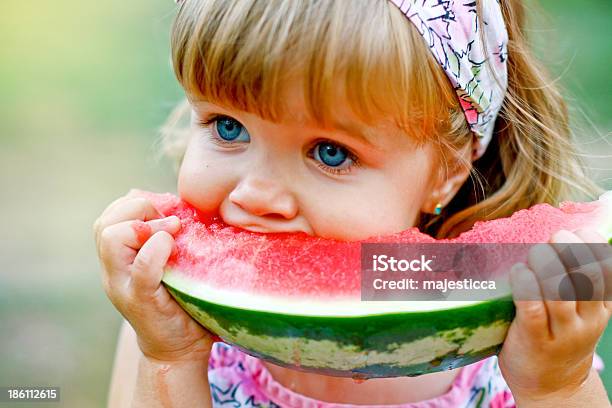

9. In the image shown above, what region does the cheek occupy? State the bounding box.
[304,154,433,240]
[304,180,422,240]
[177,140,237,213]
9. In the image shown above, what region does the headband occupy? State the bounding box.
[388,0,509,159]
[173,0,509,159]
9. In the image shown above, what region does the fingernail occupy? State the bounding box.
[161,216,181,227]
[551,229,574,243]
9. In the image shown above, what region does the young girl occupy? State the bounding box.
[94,0,611,406]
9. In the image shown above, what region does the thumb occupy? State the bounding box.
[129,231,175,296]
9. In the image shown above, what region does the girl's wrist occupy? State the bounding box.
[137,337,214,365]
[133,351,212,408]
[512,369,609,408]
[503,352,592,403]
[140,346,212,366]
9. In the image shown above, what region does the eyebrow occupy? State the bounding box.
[331,120,379,147]
[293,114,378,147]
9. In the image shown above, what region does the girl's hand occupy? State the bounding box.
[93,190,214,364]
[499,228,611,405]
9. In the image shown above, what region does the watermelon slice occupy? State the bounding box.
[136,190,612,378]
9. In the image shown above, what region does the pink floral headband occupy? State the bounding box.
[388,0,509,159]
[173,0,509,160]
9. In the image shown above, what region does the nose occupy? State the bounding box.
[228,175,299,220]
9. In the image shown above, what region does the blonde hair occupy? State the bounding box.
[159,0,603,238]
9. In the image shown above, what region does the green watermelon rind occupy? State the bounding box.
[158,191,611,377]
[162,269,515,378]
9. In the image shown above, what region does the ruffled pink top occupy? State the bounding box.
[207,342,604,407]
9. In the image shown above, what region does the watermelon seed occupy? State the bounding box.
[430,358,443,367]
[351,373,368,384]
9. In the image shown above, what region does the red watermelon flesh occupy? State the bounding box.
[132,190,612,302]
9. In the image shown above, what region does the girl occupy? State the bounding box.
[94,0,611,406]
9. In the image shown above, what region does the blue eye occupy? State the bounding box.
[216,117,250,142]
[314,142,348,167]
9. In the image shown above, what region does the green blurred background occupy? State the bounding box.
[0,0,610,406]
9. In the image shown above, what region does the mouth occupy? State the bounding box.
[232,223,311,235]
[219,202,314,235]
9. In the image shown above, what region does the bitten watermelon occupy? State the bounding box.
[136,190,612,378]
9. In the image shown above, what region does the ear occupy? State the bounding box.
[421,142,473,214]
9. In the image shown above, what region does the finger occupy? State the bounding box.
[527,243,577,328]
[94,190,148,233]
[101,190,142,218]
[551,230,603,318]
[527,243,575,301]
[105,197,163,225]
[510,263,550,339]
[95,198,163,246]
[98,216,180,285]
[510,262,544,300]
[573,229,612,311]
[103,216,181,251]
[572,228,607,243]
[129,231,175,296]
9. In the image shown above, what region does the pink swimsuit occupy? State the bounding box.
[207,342,604,408]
